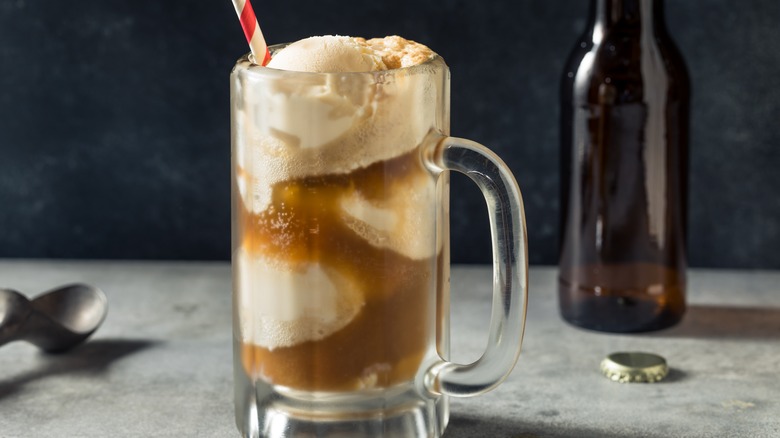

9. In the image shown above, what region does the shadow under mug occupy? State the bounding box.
[230,47,528,438]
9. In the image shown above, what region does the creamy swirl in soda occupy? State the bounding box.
[233,35,442,390]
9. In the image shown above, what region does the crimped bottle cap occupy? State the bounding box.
[601,352,668,383]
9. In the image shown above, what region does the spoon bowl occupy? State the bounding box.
[0,284,108,353]
[31,284,108,336]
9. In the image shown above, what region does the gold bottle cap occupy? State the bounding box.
[600,352,668,383]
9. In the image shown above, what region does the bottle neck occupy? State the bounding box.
[589,0,663,29]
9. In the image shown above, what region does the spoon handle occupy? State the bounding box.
[0,289,33,347]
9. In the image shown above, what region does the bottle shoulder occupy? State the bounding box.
[562,29,689,105]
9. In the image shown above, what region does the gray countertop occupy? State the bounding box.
[0,261,778,437]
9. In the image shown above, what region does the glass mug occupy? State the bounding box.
[231,46,528,438]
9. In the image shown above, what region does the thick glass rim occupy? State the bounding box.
[234,43,445,78]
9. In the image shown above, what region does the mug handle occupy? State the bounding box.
[423,134,529,397]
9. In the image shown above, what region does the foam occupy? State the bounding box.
[236,249,364,350]
[361,36,435,69]
[235,36,439,214]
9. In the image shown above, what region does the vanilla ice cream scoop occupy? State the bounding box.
[340,166,438,260]
[267,35,386,72]
[236,251,365,350]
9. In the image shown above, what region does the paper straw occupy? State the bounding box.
[231,0,271,65]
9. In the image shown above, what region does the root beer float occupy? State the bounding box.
[231,35,445,392]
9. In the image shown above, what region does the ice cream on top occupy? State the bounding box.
[266,35,434,72]
[238,34,439,216]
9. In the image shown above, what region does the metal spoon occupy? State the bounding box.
[0,284,108,353]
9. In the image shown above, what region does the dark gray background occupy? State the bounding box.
[0,0,778,268]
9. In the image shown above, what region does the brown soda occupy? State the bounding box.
[237,148,437,391]
[558,0,690,332]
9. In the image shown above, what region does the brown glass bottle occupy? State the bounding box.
[559,0,689,332]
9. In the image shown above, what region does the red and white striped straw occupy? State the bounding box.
[231,0,271,65]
